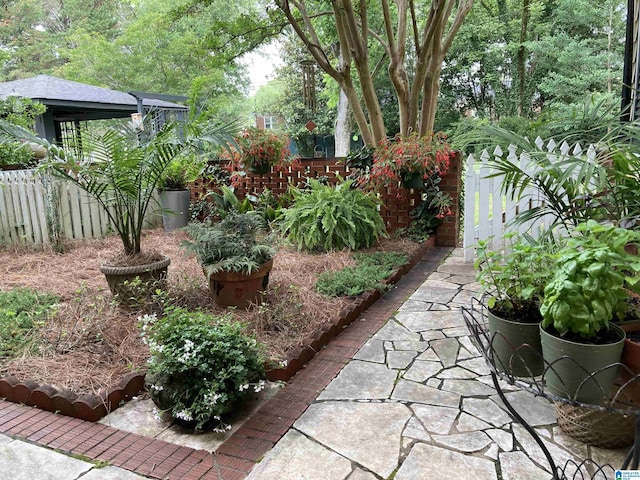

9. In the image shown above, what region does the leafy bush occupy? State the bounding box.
[316,251,408,297]
[141,307,265,431]
[475,234,558,321]
[0,96,46,168]
[182,213,275,275]
[280,178,386,252]
[407,175,453,241]
[0,288,58,358]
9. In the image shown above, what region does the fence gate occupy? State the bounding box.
[462,138,593,262]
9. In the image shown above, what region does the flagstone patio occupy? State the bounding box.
[248,249,628,480]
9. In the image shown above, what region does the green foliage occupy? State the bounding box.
[0,97,46,129]
[475,235,558,319]
[0,143,34,168]
[407,176,452,241]
[460,102,640,233]
[0,288,58,358]
[160,154,206,190]
[441,0,625,120]
[0,97,46,168]
[183,213,275,276]
[540,221,640,341]
[140,307,265,431]
[280,179,386,252]
[315,251,408,297]
[58,0,250,112]
[345,146,375,171]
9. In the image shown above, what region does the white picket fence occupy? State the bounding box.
[0,169,161,247]
[462,138,597,262]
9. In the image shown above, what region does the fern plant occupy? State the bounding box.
[182,213,275,276]
[280,178,386,252]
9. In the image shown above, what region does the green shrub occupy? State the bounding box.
[316,251,408,297]
[0,288,58,358]
[280,178,386,252]
[141,307,265,431]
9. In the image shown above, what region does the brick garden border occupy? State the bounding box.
[0,246,452,480]
[0,236,436,422]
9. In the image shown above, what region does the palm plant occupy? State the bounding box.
[460,99,640,233]
[0,117,237,258]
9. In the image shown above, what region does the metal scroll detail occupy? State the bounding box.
[461,297,640,479]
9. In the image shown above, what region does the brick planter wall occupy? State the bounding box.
[435,152,462,247]
[192,158,426,225]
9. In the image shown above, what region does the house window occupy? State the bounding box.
[264,115,276,129]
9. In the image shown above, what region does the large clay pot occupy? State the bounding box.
[620,322,640,402]
[487,309,543,376]
[159,189,190,232]
[208,259,273,309]
[540,323,625,404]
[100,255,170,305]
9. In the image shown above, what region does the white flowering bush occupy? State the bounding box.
[139,307,265,431]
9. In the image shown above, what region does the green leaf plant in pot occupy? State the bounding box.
[158,153,205,232]
[475,234,557,376]
[539,220,640,404]
[182,212,275,309]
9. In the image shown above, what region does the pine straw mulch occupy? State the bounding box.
[0,229,420,397]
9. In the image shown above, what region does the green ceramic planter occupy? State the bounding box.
[487,309,543,376]
[540,323,625,404]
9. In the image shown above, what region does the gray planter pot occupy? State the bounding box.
[540,323,625,404]
[487,309,543,376]
[159,189,190,232]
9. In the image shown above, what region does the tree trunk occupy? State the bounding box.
[335,87,351,156]
[517,0,530,116]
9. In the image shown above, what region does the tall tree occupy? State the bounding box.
[275,0,474,146]
[439,0,626,122]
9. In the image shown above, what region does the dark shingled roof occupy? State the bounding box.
[0,75,185,110]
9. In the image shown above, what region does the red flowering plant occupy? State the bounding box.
[225,127,298,173]
[367,132,452,189]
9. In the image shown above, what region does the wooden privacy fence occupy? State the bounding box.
[0,169,160,247]
[462,138,595,262]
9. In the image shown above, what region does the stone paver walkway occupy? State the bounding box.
[248,249,628,480]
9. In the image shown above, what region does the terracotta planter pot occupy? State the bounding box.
[620,322,640,402]
[208,259,273,309]
[100,255,170,305]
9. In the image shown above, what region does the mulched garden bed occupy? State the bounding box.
[0,229,432,420]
